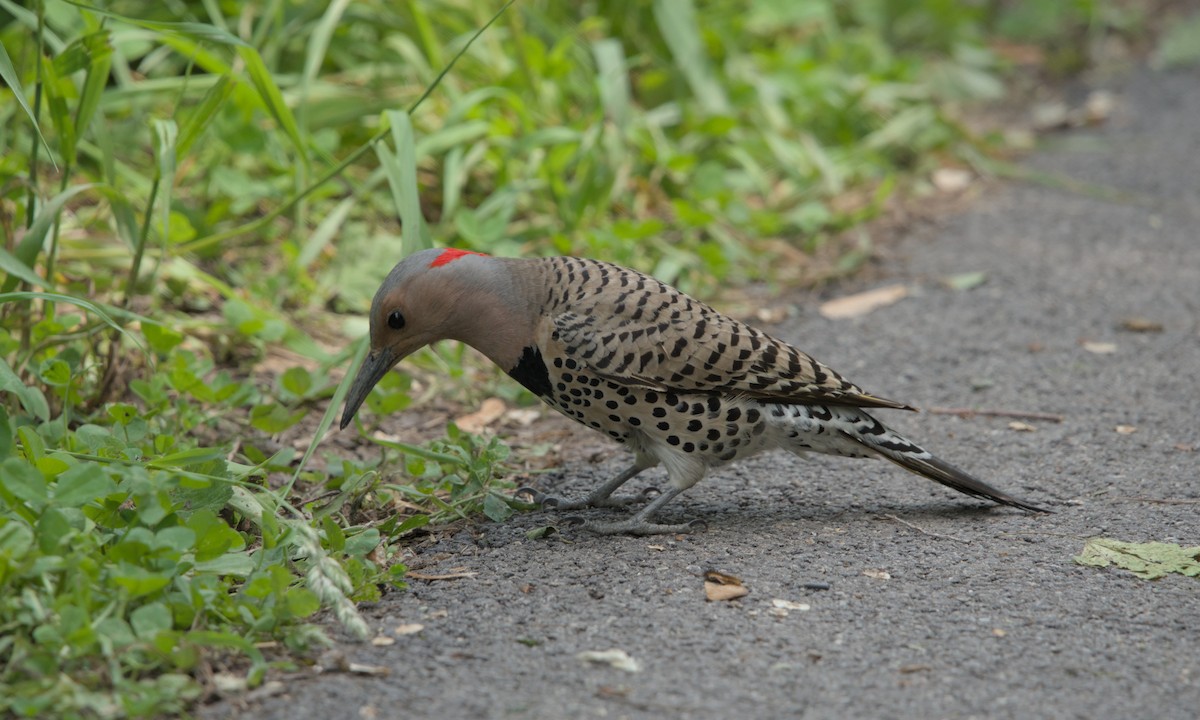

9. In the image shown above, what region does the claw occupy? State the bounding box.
[640,486,662,500]
[686,518,708,532]
[541,496,562,510]
[563,515,586,527]
[514,486,544,504]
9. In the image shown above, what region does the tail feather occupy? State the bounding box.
[837,428,1050,513]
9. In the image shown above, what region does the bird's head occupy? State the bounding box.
[340,248,493,430]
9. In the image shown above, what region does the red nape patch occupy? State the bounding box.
[429,248,488,268]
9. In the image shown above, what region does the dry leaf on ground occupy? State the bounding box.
[819,285,908,320]
[1115,425,1137,435]
[1118,317,1163,333]
[577,649,641,673]
[1008,421,1037,432]
[704,570,749,601]
[394,623,425,635]
[932,168,973,193]
[770,599,811,612]
[862,568,891,580]
[1082,341,1118,354]
[454,398,506,433]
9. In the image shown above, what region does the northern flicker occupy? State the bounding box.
[341,249,1047,535]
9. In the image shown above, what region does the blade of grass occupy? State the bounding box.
[592,38,631,130]
[283,335,368,497]
[1,184,95,293]
[178,0,517,255]
[653,0,730,115]
[62,0,249,47]
[0,291,153,354]
[0,36,55,166]
[381,109,433,255]
[236,45,311,173]
[298,197,354,268]
[176,74,235,158]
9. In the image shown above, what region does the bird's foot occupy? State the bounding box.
[514,485,659,511]
[566,516,707,536]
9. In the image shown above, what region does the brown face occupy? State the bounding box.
[339,248,495,430]
[340,282,448,430]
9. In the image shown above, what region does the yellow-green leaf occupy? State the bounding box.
[1075,538,1200,580]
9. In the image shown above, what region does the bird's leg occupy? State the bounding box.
[523,464,658,511]
[577,485,705,536]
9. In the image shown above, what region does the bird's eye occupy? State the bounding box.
[387,310,405,330]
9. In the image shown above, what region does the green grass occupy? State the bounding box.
[0,0,1139,715]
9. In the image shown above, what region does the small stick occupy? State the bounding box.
[927,407,1065,423]
[1108,496,1200,505]
[406,570,478,581]
[880,514,971,544]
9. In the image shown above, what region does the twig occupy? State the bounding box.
[406,570,478,581]
[1108,496,1200,505]
[880,514,971,544]
[927,407,1065,423]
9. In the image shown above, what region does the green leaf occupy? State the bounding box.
[483,492,513,523]
[1154,11,1200,69]
[131,602,174,640]
[653,0,729,115]
[381,110,432,254]
[187,509,244,562]
[112,565,173,597]
[35,507,74,552]
[0,37,54,166]
[281,366,313,397]
[0,520,34,557]
[1075,538,1200,580]
[0,406,11,459]
[52,463,116,507]
[153,118,178,250]
[0,357,49,421]
[143,322,184,355]
[392,514,430,537]
[236,46,310,172]
[177,74,236,158]
[250,403,306,434]
[38,359,71,387]
[74,30,113,143]
[944,271,988,291]
[344,528,380,558]
[0,291,151,355]
[155,526,197,554]
[285,587,321,618]
[62,1,250,47]
[592,39,632,130]
[107,402,138,425]
[0,184,95,293]
[321,516,346,552]
[40,52,75,164]
[193,551,255,576]
[3,457,48,507]
[525,525,558,540]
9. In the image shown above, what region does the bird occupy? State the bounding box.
[340,248,1048,535]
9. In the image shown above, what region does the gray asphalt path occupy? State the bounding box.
[208,66,1199,720]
